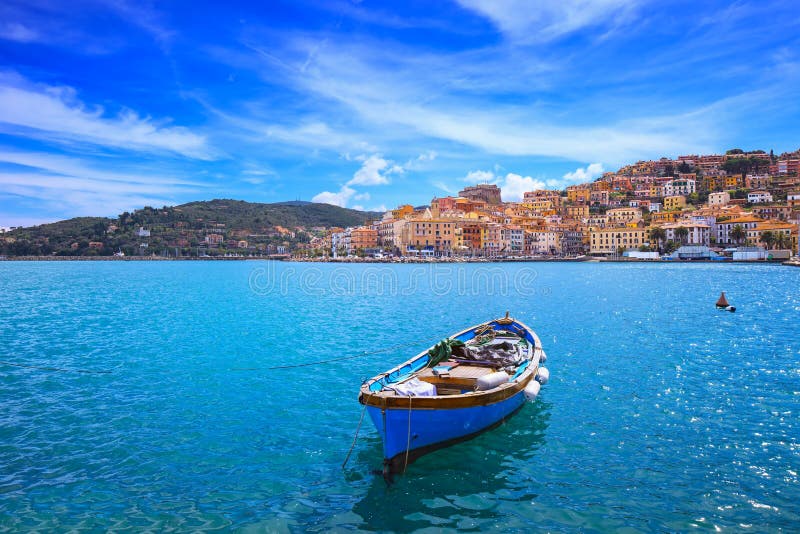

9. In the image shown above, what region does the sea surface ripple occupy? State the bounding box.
[0,261,798,531]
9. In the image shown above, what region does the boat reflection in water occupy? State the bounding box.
[348,399,552,530]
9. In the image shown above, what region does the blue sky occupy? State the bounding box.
[0,0,799,226]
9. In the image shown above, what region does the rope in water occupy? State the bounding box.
[0,335,448,376]
[0,360,113,374]
[342,398,369,469]
[230,337,442,371]
[403,395,413,473]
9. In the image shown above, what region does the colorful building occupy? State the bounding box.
[589,228,647,255]
[663,196,687,211]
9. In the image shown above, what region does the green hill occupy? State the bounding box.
[168,199,379,229]
[1,200,381,257]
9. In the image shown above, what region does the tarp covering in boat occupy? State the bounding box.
[387,377,437,397]
[451,339,525,370]
[427,339,466,367]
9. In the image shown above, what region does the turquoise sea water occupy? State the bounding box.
[1,261,799,532]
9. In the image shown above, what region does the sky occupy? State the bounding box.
[0,0,799,226]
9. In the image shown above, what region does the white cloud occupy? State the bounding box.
[455,0,640,43]
[461,168,582,201]
[311,185,356,207]
[348,154,393,185]
[563,162,605,182]
[0,23,39,43]
[501,173,547,202]
[432,180,453,193]
[259,36,715,166]
[0,149,202,187]
[0,149,205,219]
[347,153,403,186]
[0,76,211,159]
[464,169,498,183]
[263,121,378,153]
[0,172,179,219]
[313,153,401,208]
[242,168,277,176]
[404,150,438,170]
[418,150,437,162]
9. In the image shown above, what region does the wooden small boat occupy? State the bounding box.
[358,313,548,478]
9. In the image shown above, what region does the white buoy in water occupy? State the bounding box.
[524,380,541,401]
[536,367,549,385]
[539,349,547,363]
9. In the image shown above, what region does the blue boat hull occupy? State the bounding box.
[367,389,527,470]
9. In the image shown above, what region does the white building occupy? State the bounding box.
[663,178,696,197]
[747,191,773,204]
[526,230,559,255]
[331,230,349,257]
[714,217,762,246]
[501,225,524,254]
[661,222,710,246]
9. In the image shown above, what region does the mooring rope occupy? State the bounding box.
[0,335,447,377]
[230,337,442,371]
[342,399,369,469]
[403,395,413,473]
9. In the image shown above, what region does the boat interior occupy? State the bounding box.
[381,327,533,397]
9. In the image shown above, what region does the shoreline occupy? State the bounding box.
[0,255,272,261]
[0,255,795,265]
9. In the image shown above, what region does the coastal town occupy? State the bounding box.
[310,149,800,262]
[3,148,800,263]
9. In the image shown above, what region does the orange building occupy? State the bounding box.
[392,205,415,219]
[566,185,591,204]
[350,227,378,252]
[459,221,486,253]
[403,219,457,255]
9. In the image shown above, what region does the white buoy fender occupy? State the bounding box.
[524,380,541,401]
[536,366,549,385]
[476,371,510,391]
[538,349,547,363]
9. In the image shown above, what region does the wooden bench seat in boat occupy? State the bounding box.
[417,364,495,390]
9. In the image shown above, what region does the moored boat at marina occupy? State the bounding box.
[358,313,548,478]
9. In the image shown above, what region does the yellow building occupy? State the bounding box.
[563,205,589,220]
[589,228,647,255]
[725,174,745,190]
[607,207,642,225]
[566,186,591,204]
[392,204,415,219]
[522,199,555,213]
[651,211,681,223]
[746,221,798,250]
[663,195,686,211]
